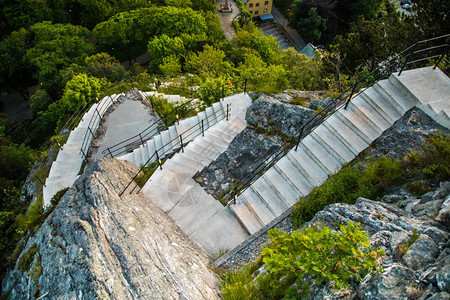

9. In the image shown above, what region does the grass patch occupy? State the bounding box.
[18,244,40,272]
[405,180,431,196]
[135,160,165,188]
[397,229,421,257]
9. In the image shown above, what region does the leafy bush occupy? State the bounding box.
[262,223,384,299]
[220,223,384,299]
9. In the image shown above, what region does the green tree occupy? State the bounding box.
[237,53,288,94]
[166,0,192,8]
[30,89,52,115]
[25,22,95,97]
[291,7,326,43]
[186,45,233,77]
[159,55,182,77]
[349,0,385,21]
[61,73,105,111]
[0,28,35,100]
[413,0,450,38]
[85,52,126,81]
[147,35,186,73]
[190,0,216,12]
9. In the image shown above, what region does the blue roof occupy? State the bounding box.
[260,14,274,20]
[299,43,316,58]
[242,0,250,3]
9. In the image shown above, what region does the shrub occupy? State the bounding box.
[405,180,431,196]
[261,223,384,299]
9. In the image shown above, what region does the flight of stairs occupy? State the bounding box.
[42,94,122,207]
[139,93,253,256]
[117,101,228,167]
[230,66,450,235]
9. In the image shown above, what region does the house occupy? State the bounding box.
[242,0,273,18]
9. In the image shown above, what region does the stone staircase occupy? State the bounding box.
[138,93,253,256]
[117,101,228,167]
[42,94,122,207]
[230,66,450,234]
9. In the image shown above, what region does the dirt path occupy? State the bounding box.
[215,0,240,41]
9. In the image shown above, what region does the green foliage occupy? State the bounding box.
[148,35,187,73]
[197,77,229,105]
[28,256,42,285]
[397,229,421,257]
[25,22,95,91]
[61,73,106,111]
[221,224,384,299]
[50,188,69,206]
[150,96,177,121]
[30,89,52,115]
[292,156,403,227]
[405,180,431,196]
[18,244,40,272]
[85,53,127,82]
[290,7,326,43]
[262,223,384,299]
[186,45,233,78]
[159,55,182,77]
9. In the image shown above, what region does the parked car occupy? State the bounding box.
[400,0,413,9]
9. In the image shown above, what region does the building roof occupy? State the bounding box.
[242,0,250,4]
[299,43,316,58]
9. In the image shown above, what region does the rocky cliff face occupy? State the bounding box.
[2,159,219,299]
[305,183,449,299]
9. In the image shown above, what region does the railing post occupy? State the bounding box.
[226,104,230,121]
[35,176,46,187]
[295,127,303,151]
[222,84,224,101]
[95,108,102,119]
[434,45,449,70]
[81,148,87,160]
[233,194,237,205]
[88,127,95,138]
[180,134,184,153]
[399,43,418,76]
[107,148,113,158]
[344,83,357,110]
[139,133,144,145]
[244,79,247,94]
[201,120,204,136]
[155,151,162,170]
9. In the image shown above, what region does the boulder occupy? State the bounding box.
[402,235,439,271]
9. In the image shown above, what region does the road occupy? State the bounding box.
[271,6,306,50]
[215,0,240,41]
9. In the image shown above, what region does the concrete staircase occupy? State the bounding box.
[230,66,450,234]
[42,94,122,207]
[117,101,228,167]
[139,93,253,256]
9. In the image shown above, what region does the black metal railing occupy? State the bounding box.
[226,34,449,205]
[80,94,121,159]
[119,102,232,196]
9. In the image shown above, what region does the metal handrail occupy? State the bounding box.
[226,34,449,205]
[80,94,120,159]
[119,101,231,196]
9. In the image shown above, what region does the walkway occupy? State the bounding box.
[271,6,306,50]
[140,93,252,257]
[93,98,160,159]
[215,0,240,41]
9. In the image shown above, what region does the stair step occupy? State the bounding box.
[340,101,384,140]
[252,177,288,216]
[262,169,301,207]
[230,198,264,234]
[240,188,276,225]
[275,156,314,196]
[288,148,329,186]
[324,115,368,154]
[310,125,355,165]
[375,80,414,113]
[334,110,373,143]
[348,97,391,132]
[300,134,342,174]
[160,130,173,156]
[360,89,399,124]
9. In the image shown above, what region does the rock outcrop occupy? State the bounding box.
[305,181,449,299]
[2,159,219,299]
[246,94,314,137]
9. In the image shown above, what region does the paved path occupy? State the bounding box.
[215,0,240,41]
[93,98,159,159]
[272,6,306,50]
